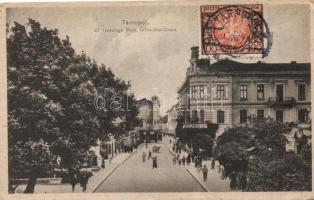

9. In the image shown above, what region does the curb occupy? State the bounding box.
[185,168,208,192]
[92,150,137,193]
[169,148,207,192]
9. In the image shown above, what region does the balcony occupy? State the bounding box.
[183,123,207,128]
[268,97,296,108]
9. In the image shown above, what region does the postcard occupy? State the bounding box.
[1,1,313,199]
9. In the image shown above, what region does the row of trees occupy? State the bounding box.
[7,19,140,193]
[213,117,311,191]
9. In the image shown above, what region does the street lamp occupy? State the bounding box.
[144,132,147,148]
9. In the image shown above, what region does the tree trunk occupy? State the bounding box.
[24,174,37,193]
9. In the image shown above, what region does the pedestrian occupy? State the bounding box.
[211,158,215,170]
[152,156,158,169]
[220,165,225,180]
[155,156,158,168]
[178,158,182,166]
[148,150,152,160]
[70,170,77,192]
[240,173,248,191]
[79,168,93,192]
[172,156,176,165]
[229,171,237,191]
[236,172,242,190]
[186,154,190,165]
[182,155,186,166]
[142,151,146,162]
[202,165,208,182]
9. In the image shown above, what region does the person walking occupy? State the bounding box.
[142,151,147,162]
[79,168,93,192]
[219,165,225,180]
[182,155,186,166]
[202,165,208,182]
[148,150,152,160]
[154,156,158,168]
[152,156,158,169]
[236,172,242,190]
[186,154,191,166]
[229,171,237,191]
[172,156,176,165]
[240,173,248,191]
[211,158,215,170]
[178,158,182,166]
[70,171,78,192]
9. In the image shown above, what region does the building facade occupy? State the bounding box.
[136,98,154,130]
[178,47,311,136]
[166,104,179,135]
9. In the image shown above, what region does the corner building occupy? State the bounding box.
[178,47,311,136]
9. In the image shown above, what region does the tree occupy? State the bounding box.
[213,117,311,191]
[7,19,139,193]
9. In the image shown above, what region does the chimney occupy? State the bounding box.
[191,46,199,60]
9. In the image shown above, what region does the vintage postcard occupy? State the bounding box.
[0,0,313,200]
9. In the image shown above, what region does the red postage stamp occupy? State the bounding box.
[201,4,264,55]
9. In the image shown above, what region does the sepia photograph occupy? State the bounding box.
[2,1,313,197]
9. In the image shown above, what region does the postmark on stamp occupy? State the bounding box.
[201,4,270,57]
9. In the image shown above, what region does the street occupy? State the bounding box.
[95,137,205,192]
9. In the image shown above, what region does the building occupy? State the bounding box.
[136,98,154,130]
[178,46,311,136]
[166,104,179,135]
[152,95,161,129]
[158,115,168,133]
[135,96,162,142]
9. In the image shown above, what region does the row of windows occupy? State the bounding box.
[189,108,309,125]
[239,84,306,101]
[239,109,309,123]
[190,84,306,101]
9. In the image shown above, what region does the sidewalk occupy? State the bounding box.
[168,147,231,192]
[185,160,230,192]
[15,151,136,193]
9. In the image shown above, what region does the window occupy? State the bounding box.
[257,110,264,121]
[217,110,225,124]
[240,109,247,124]
[216,85,225,99]
[200,85,205,99]
[240,85,248,101]
[276,110,284,122]
[298,84,306,101]
[298,109,308,123]
[192,110,198,123]
[191,86,198,100]
[257,84,264,100]
[200,110,205,123]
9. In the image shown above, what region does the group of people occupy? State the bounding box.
[229,171,248,191]
[70,168,93,192]
[172,153,192,166]
[142,150,158,169]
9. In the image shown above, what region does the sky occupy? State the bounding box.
[6,4,310,115]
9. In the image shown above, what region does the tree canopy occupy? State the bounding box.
[7,19,139,193]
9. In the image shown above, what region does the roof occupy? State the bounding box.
[199,59,310,73]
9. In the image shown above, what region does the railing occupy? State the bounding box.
[268,97,296,107]
[183,123,207,128]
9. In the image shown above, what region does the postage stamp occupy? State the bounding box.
[201,5,265,56]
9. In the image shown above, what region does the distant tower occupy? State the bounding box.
[190,46,199,72]
[152,95,160,129]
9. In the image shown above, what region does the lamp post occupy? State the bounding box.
[144,132,147,148]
